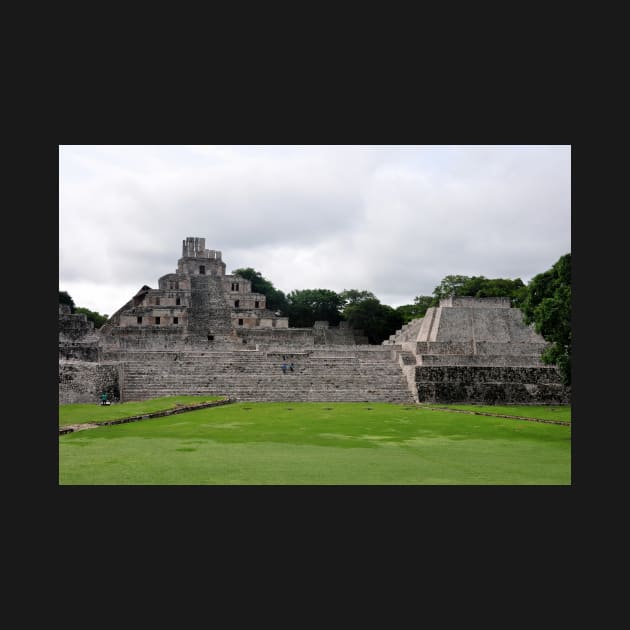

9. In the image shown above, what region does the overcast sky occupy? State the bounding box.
[59,145,571,317]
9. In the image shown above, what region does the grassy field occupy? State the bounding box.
[59,395,225,426]
[419,404,571,423]
[59,400,571,485]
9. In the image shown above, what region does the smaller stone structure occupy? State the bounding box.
[384,296,570,404]
[58,304,100,361]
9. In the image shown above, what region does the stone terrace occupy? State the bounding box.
[114,346,415,403]
[382,296,570,404]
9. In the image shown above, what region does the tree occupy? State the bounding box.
[396,295,435,323]
[74,307,109,329]
[285,289,344,327]
[473,277,527,306]
[59,290,75,313]
[432,274,527,306]
[432,275,473,301]
[519,253,571,385]
[59,290,108,327]
[343,297,404,344]
[231,267,289,313]
[339,289,377,307]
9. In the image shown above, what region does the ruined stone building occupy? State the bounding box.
[100,237,291,349]
[383,296,569,404]
[59,237,570,405]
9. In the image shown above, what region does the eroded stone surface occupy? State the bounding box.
[385,297,570,404]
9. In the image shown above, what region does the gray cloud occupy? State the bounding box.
[60,145,570,315]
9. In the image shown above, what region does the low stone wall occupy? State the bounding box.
[415,365,570,404]
[440,296,511,308]
[59,312,95,340]
[100,327,187,350]
[416,341,475,355]
[59,343,99,362]
[59,397,234,434]
[237,328,317,346]
[414,341,548,356]
[59,361,121,404]
[418,354,544,367]
[235,324,364,347]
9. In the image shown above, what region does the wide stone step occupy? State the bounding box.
[117,347,416,403]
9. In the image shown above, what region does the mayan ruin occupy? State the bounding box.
[59,237,571,406]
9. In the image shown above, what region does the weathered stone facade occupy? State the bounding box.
[58,304,100,361]
[99,237,288,349]
[384,296,570,404]
[59,237,373,403]
[58,362,120,404]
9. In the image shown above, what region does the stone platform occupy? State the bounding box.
[384,297,570,404]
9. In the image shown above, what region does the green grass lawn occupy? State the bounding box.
[419,404,571,423]
[59,401,571,485]
[59,395,225,426]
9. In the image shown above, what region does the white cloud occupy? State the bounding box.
[59,145,571,314]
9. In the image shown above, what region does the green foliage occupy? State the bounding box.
[344,297,404,343]
[432,275,473,300]
[413,295,435,313]
[59,290,75,313]
[395,304,420,324]
[59,290,109,327]
[432,274,526,306]
[339,289,377,306]
[396,295,435,323]
[286,289,344,327]
[232,267,288,313]
[74,307,109,329]
[520,254,571,385]
[397,275,526,326]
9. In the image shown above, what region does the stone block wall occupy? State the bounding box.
[236,328,317,347]
[223,275,254,294]
[417,354,545,367]
[415,365,570,404]
[415,341,475,355]
[100,326,187,350]
[58,312,95,341]
[177,256,226,277]
[59,343,99,362]
[440,296,511,308]
[158,274,192,293]
[59,361,120,404]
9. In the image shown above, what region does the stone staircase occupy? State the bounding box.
[119,348,415,403]
[383,316,424,345]
[380,299,571,404]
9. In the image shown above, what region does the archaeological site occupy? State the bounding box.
[59,237,571,405]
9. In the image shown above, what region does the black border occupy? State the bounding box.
[44,87,581,568]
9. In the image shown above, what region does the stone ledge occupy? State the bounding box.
[420,405,570,426]
[59,397,234,435]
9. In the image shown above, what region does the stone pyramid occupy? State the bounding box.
[385,297,570,404]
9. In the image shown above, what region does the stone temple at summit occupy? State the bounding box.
[59,237,570,405]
